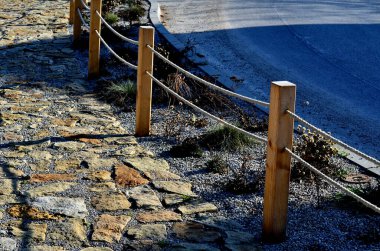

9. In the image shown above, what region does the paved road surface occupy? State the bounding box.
[158,0,380,159]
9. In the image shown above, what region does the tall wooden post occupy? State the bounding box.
[73,0,83,46]
[69,0,74,24]
[135,26,155,136]
[88,0,102,79]
[263,81,296,242]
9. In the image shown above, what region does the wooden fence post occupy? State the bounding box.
[263,81,296,242]
[135,26,155,136]
[88,0,102,79]
[73,0,83,46]
[69,0,74,24]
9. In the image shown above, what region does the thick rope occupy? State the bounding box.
[286,110,380,166]
[146,71,268,144]
[95,30,138,70]
[286,148,380,214]
[77,8,90,30]
[79,0,90,10]
[96,11,139,45]
[146,45,270,107]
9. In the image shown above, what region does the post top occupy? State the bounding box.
[272,81,296,87]
[140,26,155,30]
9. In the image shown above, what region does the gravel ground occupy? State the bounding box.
[28,1,378,249]
[107,100,380,250]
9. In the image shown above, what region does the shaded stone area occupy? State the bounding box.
[0,0,262,250]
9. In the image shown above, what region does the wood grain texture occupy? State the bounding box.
[88,0,102,79]
[135,26,155,136]
[263,81,296,242]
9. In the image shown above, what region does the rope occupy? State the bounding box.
[77,8,90,30]
[79,0,90,10]
[286,148,380,214]
[95,30,138,70]
[286,110,380,166]
[146,71,268,144]
[96,10,139,45]
[146,45,270,108]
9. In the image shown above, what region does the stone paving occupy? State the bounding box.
[0,0,261,250]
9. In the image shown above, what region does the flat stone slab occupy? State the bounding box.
[125,157,180,180]
[127,186,162,210]
[163,194,188,206]
[91,193,131,211]
[53,142,86,151]
[92,214,131,243]
[47,218,87,245]
[0,195,22,206]
[0,167,25,178]
[115,164,149,188]
[127,224,167,240]
[136,210,182,223]
[83,170,112,181]
[29,173,77,182]
[82,157,118,169]
[31,196,88,219]
[10,222,48,242]
[224,230,261,250]
[27,245,66,251]
[173,222,222,243]
[7,204,60,220]
[25,182,75,197]
[178,202,218,215]
[0,237,17,251]
[0,179,19,195]
[88,182,117,193]
[28,150,53,160]
[152,181,197,197]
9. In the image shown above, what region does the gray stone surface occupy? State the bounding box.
[127,186,163,210]
[31,196,88,218]
[0,237,17,251]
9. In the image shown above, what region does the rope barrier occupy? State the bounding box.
[96,11,139,45]
[286,110,380,166]
[77,8,90,30]
[79,0,90,11]
[146,71,268,144]
[286,148,380,214]
[146,45,270,108]
[95,30,138,70]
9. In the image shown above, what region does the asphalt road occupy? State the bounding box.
[159,0,380,159]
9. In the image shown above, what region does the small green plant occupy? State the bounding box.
[170,137,203,158]
[206,155,229,174]
[104,12,119,25]
[157,240,170,248]
[180,195,193,202]
[120,0,145,27]
[292,126,338,180]
[201,125,256,152]
[103,80,136,106]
